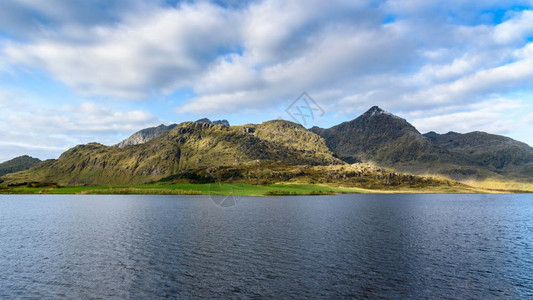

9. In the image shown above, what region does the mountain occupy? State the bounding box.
[310,106,447,164]
[5,120,342,185]
[0,155,41,178]
[311,106,533,180]
[424,131,533,180]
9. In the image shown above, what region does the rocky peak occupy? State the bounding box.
[362,106,403,120]
[195,118,211,124]
[364,106,385,115]
[195,118,230,127]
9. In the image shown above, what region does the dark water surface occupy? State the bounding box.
[0,194,532,299]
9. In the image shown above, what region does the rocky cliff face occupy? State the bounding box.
[195,118,230,127]
[116,124,178,148]
[116,119,231,148]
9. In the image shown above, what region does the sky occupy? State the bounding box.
[1,0,533,162]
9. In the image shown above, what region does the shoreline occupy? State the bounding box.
[1,182,530,196]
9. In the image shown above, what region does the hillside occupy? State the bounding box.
[0,155,41,178]
[3,120,343,185]
[424,131,533,180]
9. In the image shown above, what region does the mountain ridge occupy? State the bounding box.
[2,106,532,186]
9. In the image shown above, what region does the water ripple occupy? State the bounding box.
[0,194,532,298]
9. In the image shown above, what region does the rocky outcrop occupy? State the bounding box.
[116,124,177,148]
[195,118,230,127]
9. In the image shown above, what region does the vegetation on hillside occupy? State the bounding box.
[0,155,41,179]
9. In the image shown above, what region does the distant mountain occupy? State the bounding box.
[310,106,533,180]
[424,131,533,179]
[6,120,342,185]
[0,155,41,177]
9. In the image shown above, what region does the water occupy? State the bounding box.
[0,194,532,299]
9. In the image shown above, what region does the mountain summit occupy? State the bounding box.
[195,118,230,127]
[363,106,400,118]
[310,106,432,164]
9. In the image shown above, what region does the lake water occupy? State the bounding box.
[0,194,532,299]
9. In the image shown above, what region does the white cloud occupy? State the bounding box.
[493,10,533,44]
[0,0,158,38]
[403,54,533,107]
[413,110,514,134]
[0,141,65,152]
[61,102,156,132]
[0,90,12,105]
[5,102,157,133]
[180,13,416,114]
[524,113,533,124]
[0,99,160,161]
[2,1,242,98]
[3,1,533,112]
[411,97,527,134]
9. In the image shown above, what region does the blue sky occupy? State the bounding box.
[1,0,533,162]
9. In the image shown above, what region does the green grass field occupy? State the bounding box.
[0,182,373,196]
[1,180,516,195]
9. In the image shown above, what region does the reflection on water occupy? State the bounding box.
[0,194,532,298]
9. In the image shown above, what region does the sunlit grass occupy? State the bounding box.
[462,179,533,192]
